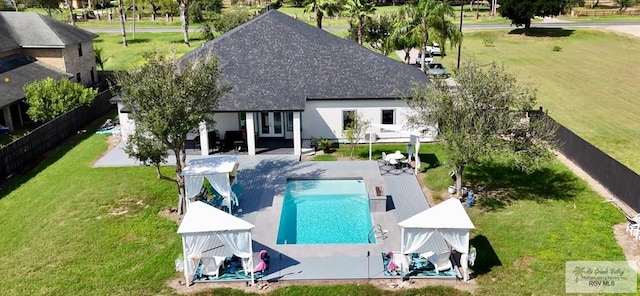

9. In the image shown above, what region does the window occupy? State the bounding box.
[382,109,395,125]
[342,110,355,130]
[77,44,83,57]
[76,73,81,83]
[287,112,293,132]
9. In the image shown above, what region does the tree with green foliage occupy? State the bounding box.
[343,0,375,45]
[614,0,636,10]
[304,0,340,29]
[177,0,193,46]
[9,0,18,11]
[117,0,128,47]
[498,0,567,30]
[396,0,461,72]
[209,8,254,34]
[23,78,97,123]
[345,112,370,159]
[33,0,59,16]
[387,22,415,64]
[349,14,396,55]
[94,47,111,71]
[65,0,75,26]
[114,52,229,214]
[407,60,557,195]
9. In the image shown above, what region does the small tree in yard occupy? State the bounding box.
[115,52,229,214]
[24,77,97,123]
[407,59,557,195]
[345,112,370,159]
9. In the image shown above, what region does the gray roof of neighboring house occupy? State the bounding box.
[0,11,98,51]
[0,54,72,108]
[180,9,428,112]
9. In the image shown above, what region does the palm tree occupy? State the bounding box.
[117,0,127,47]
[304,0,340,29]
[397,0,461,72]
[343,0,375,45]
[387,20,414,64]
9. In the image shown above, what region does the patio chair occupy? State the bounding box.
[231,183,243,206]
[428,250,453,272]
[381,152,388,163]
[200,256,226,279]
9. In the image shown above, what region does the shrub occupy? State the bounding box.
[315,137,334,153]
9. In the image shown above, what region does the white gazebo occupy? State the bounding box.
[181,156,239,213]
[397,198,476,281]
[177,201,255,285]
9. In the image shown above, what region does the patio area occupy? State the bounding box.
[95,146,458,282]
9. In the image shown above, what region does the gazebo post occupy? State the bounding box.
[249,233,255,285]
[182,236,190,286]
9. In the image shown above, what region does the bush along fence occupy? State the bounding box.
[531,108,640,213]
[0,90,113,182]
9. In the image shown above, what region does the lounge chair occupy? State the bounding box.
[200,256,226,279]
[428,250,453,272]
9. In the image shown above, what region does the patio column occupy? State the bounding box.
[2,106,13,131]
[293,112,301,155]
[199,121,209,156]
[245,112,256,155]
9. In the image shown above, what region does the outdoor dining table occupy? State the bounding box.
[385,150,406,162]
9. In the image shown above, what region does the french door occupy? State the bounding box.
[259,112,284,137]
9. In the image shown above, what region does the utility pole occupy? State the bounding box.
[457,2,463,70]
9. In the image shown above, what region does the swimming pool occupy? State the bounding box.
[276,179,375,244]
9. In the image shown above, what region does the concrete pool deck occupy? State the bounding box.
[95,145,444,281]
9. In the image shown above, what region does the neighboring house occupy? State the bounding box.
[0,11,98,131]
[115,9,432,156]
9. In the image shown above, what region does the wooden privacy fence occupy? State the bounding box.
[0,90,113,181]
[533,110,640,212]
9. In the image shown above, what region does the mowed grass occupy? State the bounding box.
[0,133,474,295]
[0,133,181,295]
[437,29,640,173]
[95,32,206,70]
[330,142,636,294]
[414,143,635,295]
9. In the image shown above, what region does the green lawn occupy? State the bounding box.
[436,29,640,173]
[417,143,637,295]
[0,131,473,295]
[0,131,635,295]
[334,143,636,295]
[95,32,206,70]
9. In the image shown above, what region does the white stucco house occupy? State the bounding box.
[114,9,434,156]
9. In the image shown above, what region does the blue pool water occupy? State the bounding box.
[276,179,375,244]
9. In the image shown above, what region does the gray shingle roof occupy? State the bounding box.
[180,9,428,112]
[0,12,98,49]
[0,54,72,107]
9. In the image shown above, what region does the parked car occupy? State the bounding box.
[426,62,448,77]
[415,51,434,67]
[426,43,441,56]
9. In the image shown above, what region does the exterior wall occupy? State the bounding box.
[2,48,65,70]
[302,99,416,142]
[0,48,21,59]
[62,40,97,85]
[117,102,135,141]
[212,113,240,138]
